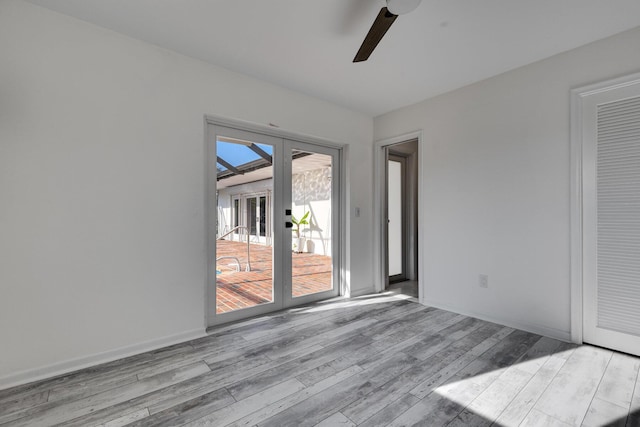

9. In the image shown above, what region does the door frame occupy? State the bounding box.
[204,115,347,328]
[373,131,423,302]
[570,71,640,345]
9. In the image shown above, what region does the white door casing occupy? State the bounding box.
[572,72,640,355]
[373,132,423,300]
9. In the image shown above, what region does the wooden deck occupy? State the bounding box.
[1,294,639,426]
[215,240,332,313]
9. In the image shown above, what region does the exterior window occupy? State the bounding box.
[233,199,239,233]
[259,196,266,237]
[248,197,257,236]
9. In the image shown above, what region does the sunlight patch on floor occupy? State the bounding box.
[298,293,413,313]
[432,348,595,426]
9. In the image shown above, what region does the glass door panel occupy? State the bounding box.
[213,130,280,319]
[285,141,340,303]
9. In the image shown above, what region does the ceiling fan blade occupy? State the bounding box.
[353,7,398,63]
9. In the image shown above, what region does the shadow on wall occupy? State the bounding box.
[293,167,332,256]
[293,167,331,204]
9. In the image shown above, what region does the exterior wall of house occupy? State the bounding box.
[217,167,333,256]
[292,167,333,256]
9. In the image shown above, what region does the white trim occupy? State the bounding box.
[340,144,350,298]
[571,71,640,98]
[569,70,640,345]
[203,117,211,331]
[0,328,206,391]
[424,298,572,343]
[349,287,373,298]
[373,130,424,303]
[570,86,584,345]
[205,115,346,149]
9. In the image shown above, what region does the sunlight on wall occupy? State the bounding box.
[292,166,332,256]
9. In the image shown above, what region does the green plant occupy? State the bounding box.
[291,211,310,239]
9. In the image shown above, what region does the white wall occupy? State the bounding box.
[375,26,640,341]
[0,0,373,388]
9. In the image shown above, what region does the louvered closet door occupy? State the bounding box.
[582,79,640,355]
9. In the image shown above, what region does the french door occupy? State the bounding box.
[208,125,341,325]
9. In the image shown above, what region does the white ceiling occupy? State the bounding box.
[27,0,640,116]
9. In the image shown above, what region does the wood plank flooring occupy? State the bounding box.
[2,294,640,426]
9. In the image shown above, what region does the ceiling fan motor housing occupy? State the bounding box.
[386,0,422,15]
[353,0,422,62]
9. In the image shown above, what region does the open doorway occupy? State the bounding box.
[384,139,419,298]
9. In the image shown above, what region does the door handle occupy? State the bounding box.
[285,221,293,228]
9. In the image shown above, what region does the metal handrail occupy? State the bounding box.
[216,226,251,271]
[215,256,241,272]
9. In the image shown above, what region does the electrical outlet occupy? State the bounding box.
[479,274,489,288]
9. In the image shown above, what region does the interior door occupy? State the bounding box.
[387,154,406,284]
[582,79,640,356]
[208,125,341,326]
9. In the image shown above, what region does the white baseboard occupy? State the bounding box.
[0,328,207,391]
[423,298,572,343]
[349,287,374,298]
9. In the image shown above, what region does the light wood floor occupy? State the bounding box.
[1,294,640,426]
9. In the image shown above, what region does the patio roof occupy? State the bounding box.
[216,139,311,183]
[216,151,311,181]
